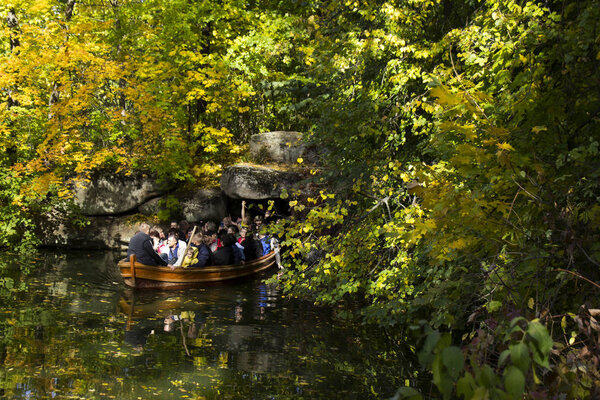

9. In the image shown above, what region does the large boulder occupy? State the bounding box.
[180,189,227,222]
[138,197,162,216]
[37,210,140,249]
[73,174,168,216]
[249,131,304,164]
[220,164,302,200]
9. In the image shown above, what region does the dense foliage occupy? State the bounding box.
[2,0,600,398]
[266,0,600,397]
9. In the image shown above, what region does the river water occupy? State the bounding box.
[0,250,416,399]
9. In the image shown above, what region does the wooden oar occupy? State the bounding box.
[129,254,137,288]
[178,225,197,267]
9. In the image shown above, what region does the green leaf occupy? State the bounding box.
[471,387,489,400]
[503,366,525,399]
[509,317,528,328]
[498,349,510,368]
[526,321,552,368]
[432,355,453,400]
[441,346,464,380]
[509,342,530,374]
[477,364,497,388]
[418,331,440,367]
[456,373,475,399]
[391,387,423,400]
[487,300,503,312]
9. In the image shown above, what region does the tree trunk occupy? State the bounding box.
[48,0,77,117]
[6,8,20,108]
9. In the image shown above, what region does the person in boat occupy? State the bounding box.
[230,233,245,264]
[127,222,167,266]
[179,220,191,240]
[180,245,199,267]
[205,229,218,252]
[166,234,187,269]
[187,233,212,268]
[258,232,271,256]
[203,220,217,234]
[151,225,166,240]
[170,221,187,243]
[253,215,264,233]
[227,224,238,236]
[227,226,245,263]
[212,231,235,266]
[219,216,233,231]
[241,228,263,262]
[237,227,247,244]
[149,229,169,262]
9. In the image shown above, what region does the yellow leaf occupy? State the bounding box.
[496,142,515,151]
[429,85,460,106]
[297,157,303,164]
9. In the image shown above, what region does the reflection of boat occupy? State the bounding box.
[119,296,192,319]
[119,251,276,289]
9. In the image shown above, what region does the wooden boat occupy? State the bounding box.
[119,251,277,289]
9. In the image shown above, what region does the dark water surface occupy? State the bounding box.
[0,250,414,399]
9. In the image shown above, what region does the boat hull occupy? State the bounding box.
[119,251,277,289]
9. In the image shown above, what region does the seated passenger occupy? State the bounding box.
[181,246,199,267]
[220,216,233,230]
[253,215,264,233]
[188,233,212,268]
[205,229,218,252]
[259,233,271,256]
[238,227,247,244]
[241,229,263,262]
[230,233,245,264]
[212,232,235,266]
[167,235,187,269]
[149,230,169,262]
[203,220,217,234]
[151,225,166,240]
[127,222,167,266]
[179,220,191,240]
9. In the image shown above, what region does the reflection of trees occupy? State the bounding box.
[0,252,416,399]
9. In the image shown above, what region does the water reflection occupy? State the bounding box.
[0,250,416,399]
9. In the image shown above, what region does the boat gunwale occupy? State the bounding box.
[119,251,277,284]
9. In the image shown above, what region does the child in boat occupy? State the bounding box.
[181,246,199,267]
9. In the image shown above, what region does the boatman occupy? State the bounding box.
[127,222,168,266]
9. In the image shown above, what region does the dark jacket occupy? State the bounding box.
[241,237,263,262]
[232,243,244,264]
[189,244,212,268]
[212,246,234,266]
[127,232,167,266]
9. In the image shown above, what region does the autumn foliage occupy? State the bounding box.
[2,0,600,397]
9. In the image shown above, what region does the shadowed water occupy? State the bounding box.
[0,250,416,399]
